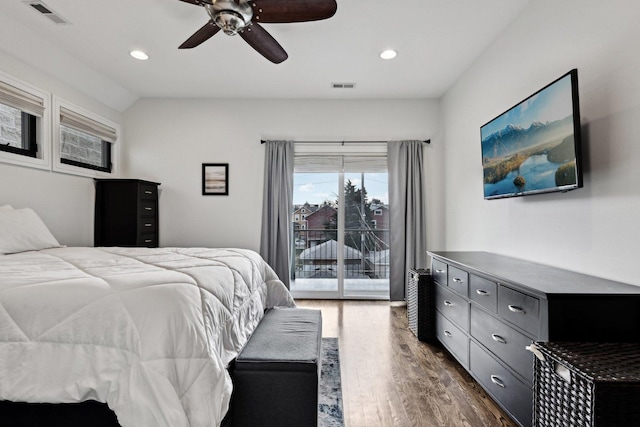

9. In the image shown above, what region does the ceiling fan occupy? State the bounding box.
[177,0,338,64]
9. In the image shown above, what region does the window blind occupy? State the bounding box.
[294,155,387,173]
[60,107,118,144]
[0,81,45,117]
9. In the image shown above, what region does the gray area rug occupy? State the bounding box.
[319,337,344,427]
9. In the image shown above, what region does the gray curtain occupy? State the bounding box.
[388,140,427,302]
[260,140,294,289]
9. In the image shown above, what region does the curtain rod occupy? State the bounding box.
[260,139,430,145]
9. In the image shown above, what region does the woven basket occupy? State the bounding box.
[533,342,640,427]
[407,269,435,342]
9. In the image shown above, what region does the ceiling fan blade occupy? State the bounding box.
[239,23,288,63]
[252,0,337,23]
[179,21,221,49]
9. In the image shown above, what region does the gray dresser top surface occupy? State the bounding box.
[428,251,640,296]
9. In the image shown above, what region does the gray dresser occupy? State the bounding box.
[429,251,640,427]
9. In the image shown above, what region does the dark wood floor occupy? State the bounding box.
[296,300,518,427]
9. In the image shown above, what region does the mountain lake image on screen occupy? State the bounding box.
[481,69,582,199]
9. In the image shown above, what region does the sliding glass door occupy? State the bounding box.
[290,153,389,299]
[342,172,389,298]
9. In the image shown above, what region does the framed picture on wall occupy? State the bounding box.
[202,163,229,195]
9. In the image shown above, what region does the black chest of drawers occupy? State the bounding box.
[94,179,160,248]
[429,251,640,427]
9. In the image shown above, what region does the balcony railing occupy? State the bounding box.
[293,228,389,280]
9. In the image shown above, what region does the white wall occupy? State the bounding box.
[0,49,123,246]
[124,98,440,251]
[439,1,640,284]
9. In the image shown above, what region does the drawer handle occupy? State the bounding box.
[443,330,453,338]
[443,300,453,307]
[144,223,152,227]
[476,289,489,296]
[490,375,506,388]
[144,190,153,194]
[144,239,152,243]
[452,277,464,283]
[491,334,507,344]
[436,269,446,273]
[508,305,525,314]
[145,207,153,211]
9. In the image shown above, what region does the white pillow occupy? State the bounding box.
[0,205,13,211]
[0,208,62,255]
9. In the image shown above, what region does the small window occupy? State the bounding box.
[374,209,383,216]
[53,97,119,178]
[60,124,111,172]
[0,73,50,170]
[0,104,37,158]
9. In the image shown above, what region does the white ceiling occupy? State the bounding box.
[0,0,530,111]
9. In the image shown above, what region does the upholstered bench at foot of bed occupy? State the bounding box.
[0,400,120,427]
[227,307,322,427]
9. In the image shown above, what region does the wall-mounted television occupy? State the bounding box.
[481,69,583,199]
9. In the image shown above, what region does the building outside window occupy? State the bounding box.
[0,103,36,158]
[60,124,111,172]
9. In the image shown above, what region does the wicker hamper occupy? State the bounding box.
[407,269,435,342]
[532,342,640,427]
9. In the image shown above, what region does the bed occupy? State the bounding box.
[0,206,295,427]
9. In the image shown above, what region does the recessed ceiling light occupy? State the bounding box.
[380,49,397,60]
[130,50,149,61]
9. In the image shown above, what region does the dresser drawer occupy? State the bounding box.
[470,341,532,427]
[139,183,158,200]
[138,200,157,216]
[498,286,540,337]
[436,312,469,368]
[470,305,534,385]
[448,266,469,297]
[435,284,469,331]
[137,218,157,233]
[137,234,157,247]
[470,274,498,312]
[432,259,447,285]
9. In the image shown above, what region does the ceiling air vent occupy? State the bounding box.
[23,1,70,25]
[331,83,356,89]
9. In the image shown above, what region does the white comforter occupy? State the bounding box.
[0,247,295,427]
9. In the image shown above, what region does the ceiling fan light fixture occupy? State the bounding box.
[214,10,247,35]
[130,50,149,60]
[380,49,397,60]
[206,1,253,36]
